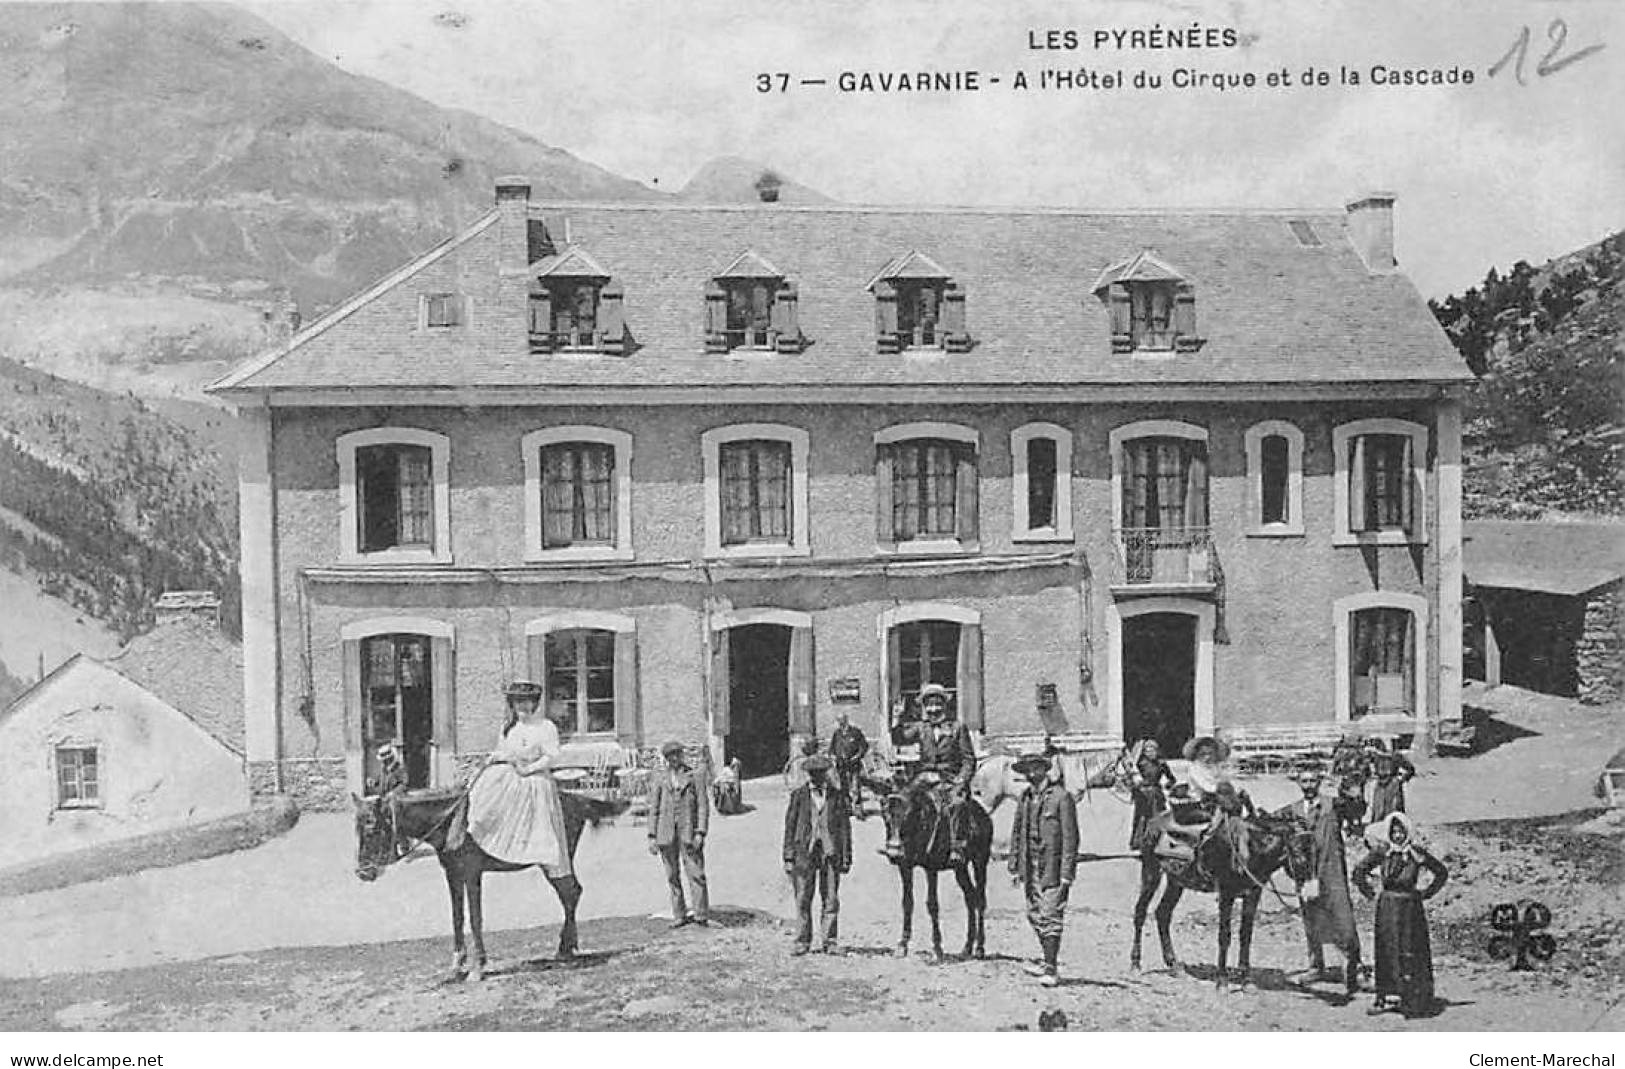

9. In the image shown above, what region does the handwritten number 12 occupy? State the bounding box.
[1490,19,1606,85]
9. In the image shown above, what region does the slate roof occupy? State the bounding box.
[108,617,245,755]
[212,200,1472,394]
[1465,520,1625,597]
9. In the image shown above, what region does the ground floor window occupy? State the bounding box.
[892,619,961,719]
[1351,607,1415,716]
[545,629,617,737]
[361,633,434,790]
[55,746,100,808]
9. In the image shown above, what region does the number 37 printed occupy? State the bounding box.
[1489,18,1605,85]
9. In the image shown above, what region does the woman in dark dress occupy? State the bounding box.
[1353,812,1449,1018]
[1127,738,1177,851]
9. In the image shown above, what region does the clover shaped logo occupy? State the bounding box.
[1487,901,1557,971]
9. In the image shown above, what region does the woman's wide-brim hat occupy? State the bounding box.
[1364,811,1420,852]
[505,680,543,701]
[1182,735,1230,762]
[1012,753,1053,779]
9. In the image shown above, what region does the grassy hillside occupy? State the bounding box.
[1431,232,1624,519]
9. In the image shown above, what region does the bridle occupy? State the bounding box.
[358,791,458,875]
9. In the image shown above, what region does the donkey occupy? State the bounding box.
[1130,809,1315,989]
[876,785,993,962]
[353,787,626,981]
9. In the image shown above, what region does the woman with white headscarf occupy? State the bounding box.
[1353,812,1449,1018]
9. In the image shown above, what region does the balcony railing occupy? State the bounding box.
[1118,526,1215,588]
[529,329,600,354]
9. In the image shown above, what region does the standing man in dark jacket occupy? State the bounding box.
[1278,769,1362,993]
[648,740,710,928]
[783,755,852,955]
[1009,752,1079,987]
[888,683,977,863]
[829,709,870,818]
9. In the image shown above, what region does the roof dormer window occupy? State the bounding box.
[1094,251,1203,354]
[529,246,626,355]
[869,251,971,354]
[705,250,804,354]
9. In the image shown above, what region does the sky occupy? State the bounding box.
[244,0,1625,298]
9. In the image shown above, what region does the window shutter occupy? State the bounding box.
[1173,283,1198,350]
[1108,283,1133,352]
[342,638,362,792]
[704,281,729,352]
[430,636,456,786]
[614,629,641,749]
[955,447,979,543]
[1400,434,1417,537]
[885,625,903,718]
[874,281,901,354]
[956,622,984,731]
[709,627,731,736]
[599,280,626,355]
[942,282,970,352]
[1349,436,1368,533]
[1185,447,1209,528]
[526,632,547,686]
[875,445,895,545]
[788,625,815,737]
[771,279,801,353]
[529,290,553,352]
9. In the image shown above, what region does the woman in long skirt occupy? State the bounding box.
[1353,812,1448,1018]
[466,681,571,876]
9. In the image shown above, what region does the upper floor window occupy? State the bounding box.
[875,423,979,550]
[869,251,971,354]
[702,424,810,558]
[1094,250,1202,354]
[529,247,625,354]
[705,251,803,354]
[1333,419,1429,545]
[55,745,100,809]
[522,427,634,562]
[1109,421,1211,587]
[1122,437,1209,531]
[422,293,465,329]
[337,428,452,564]
[1244,420,1306,537]
[1012,422,1074,542]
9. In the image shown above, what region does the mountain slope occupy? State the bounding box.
[0,2,657,305]
[676,157,834,205]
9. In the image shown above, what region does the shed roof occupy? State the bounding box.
[107,617,244,755]
[1464,520,1625,597]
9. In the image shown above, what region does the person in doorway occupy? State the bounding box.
[888,683,977,864]
[1366,739,1416,826]
[829,709,871,818]
[783,754,852,955]
[1354,812,1448,1018]
[648,740,710,928]
[465,681,571,876]
[1277,768,1363,995]
[1008,752,1078,987]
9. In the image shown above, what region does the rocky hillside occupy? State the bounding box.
[1431,232,1624,519]
[676,157,834,205]
[0,2,655,309]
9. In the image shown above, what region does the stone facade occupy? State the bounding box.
[1578,584,1624,705]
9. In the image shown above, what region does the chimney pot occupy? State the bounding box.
[495,175,531,203]
[1345,191,1397,273]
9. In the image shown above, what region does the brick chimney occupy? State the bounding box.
[495,175,532,270]
[1345,192,1397,273]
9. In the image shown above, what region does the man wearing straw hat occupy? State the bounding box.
[887,682,977,863]
[1278,767,1363,994]
[1008,751,1078,987]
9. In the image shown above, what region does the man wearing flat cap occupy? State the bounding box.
[648,740,710,928]
[1009,752,1078,987]
[782,754,852,955]
[888,682,977,863]
[1278,767,1362,993]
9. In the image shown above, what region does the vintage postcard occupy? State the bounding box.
[0,0,1620,1045]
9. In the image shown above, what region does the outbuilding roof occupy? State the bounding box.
[1465,520,1625,598]
[211,199,1471,396]
[107,617,245,755]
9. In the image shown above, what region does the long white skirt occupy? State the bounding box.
[466,764,572,876]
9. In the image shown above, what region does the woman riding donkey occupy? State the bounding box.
[1163,735,1254,876]
[886,683,977,864]
[465,680,572,878]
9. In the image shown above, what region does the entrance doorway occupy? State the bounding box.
[1121,612,1197,755]
[360,633,435,791]
[725,623,792,778]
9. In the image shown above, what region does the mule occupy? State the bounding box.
[1129,809,1315,990]
[353,787,626,981]
[970,749,1137,816]
[876,785,993,962]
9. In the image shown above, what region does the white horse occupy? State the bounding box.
[971,748,1194,855]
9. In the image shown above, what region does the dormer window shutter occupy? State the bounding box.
[1108,283,1133,353]
[771,280,801,353]
[942,282,971,353]
[528,289,553,353]
[599,279,626,355]
[704,281,729,353]
[1173,283,1200,352]
[874,281,901,354]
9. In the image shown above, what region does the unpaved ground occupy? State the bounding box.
[0,686,1619,1031]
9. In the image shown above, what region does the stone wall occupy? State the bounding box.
[1577,584,1624,705]
[249,758,348,812]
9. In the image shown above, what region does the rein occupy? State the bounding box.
[378,789,464,865]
